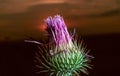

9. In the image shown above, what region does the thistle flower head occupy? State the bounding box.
[34,15,93,76]
[45,15,72,50]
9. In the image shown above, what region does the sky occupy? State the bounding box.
[0,0,120,41]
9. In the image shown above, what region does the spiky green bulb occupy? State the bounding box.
[34,15,93,76]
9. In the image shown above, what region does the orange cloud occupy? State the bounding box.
[0,0,65,14]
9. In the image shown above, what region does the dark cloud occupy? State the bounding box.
[116,0,120,4]
[87,9,120,17]
[0,0,8,2]
[65,9,120,19]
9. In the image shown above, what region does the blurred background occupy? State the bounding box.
[0,0,120,76]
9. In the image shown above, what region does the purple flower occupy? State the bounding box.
[45,15,72,50]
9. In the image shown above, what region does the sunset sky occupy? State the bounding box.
[0,0,120,41]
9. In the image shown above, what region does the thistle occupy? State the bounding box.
[34,15,93,76]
